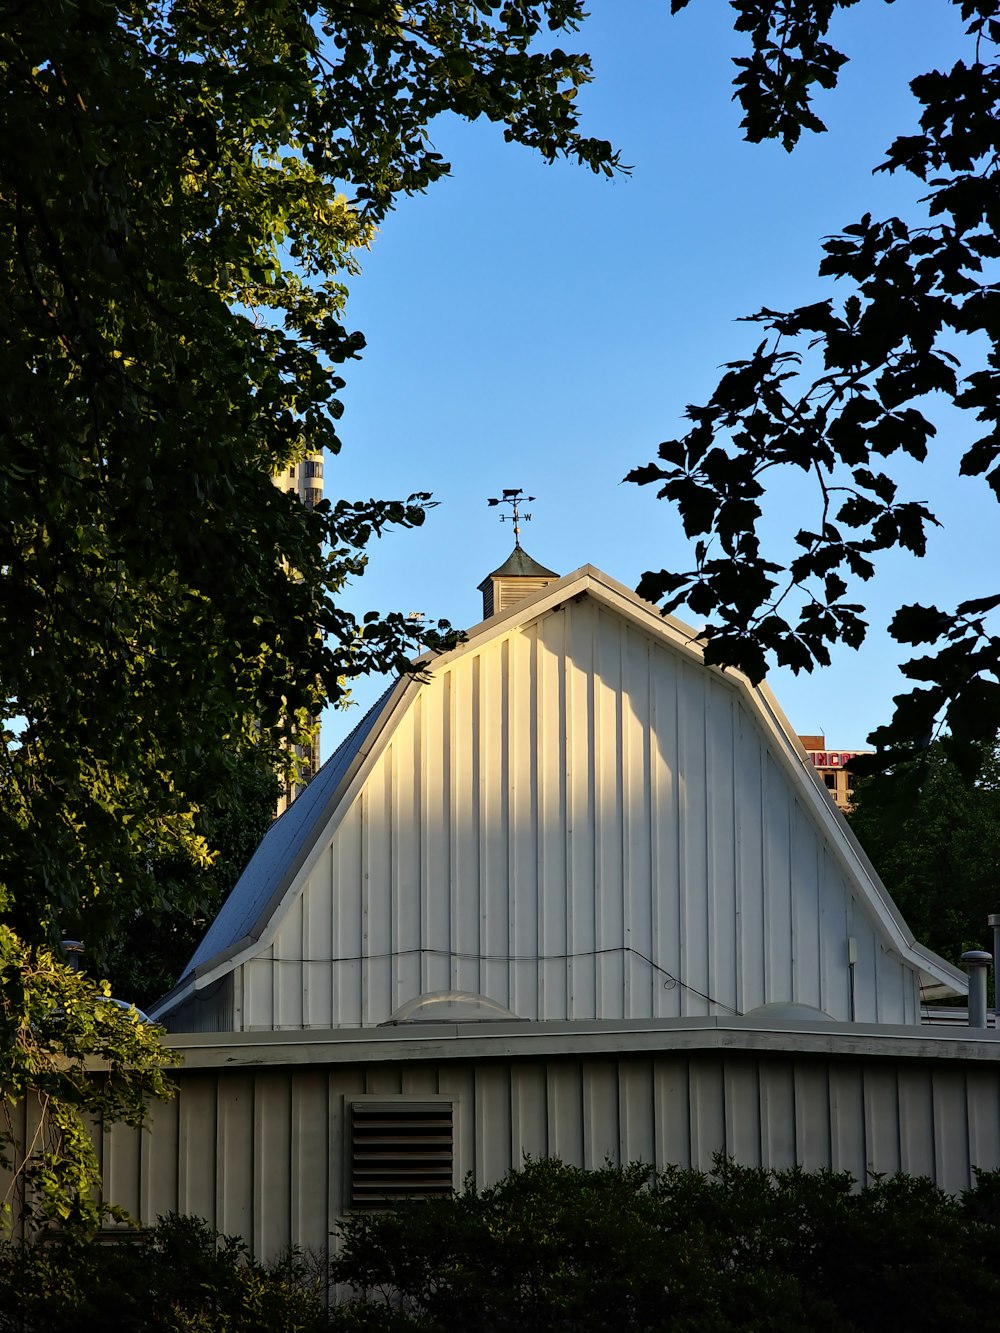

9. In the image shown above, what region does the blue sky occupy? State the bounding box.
[321,0,992,754]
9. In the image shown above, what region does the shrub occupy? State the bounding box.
[0,1213,328,1332]
[329,1156,1000,1332]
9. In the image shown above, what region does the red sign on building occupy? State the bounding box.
[808,751,862,768]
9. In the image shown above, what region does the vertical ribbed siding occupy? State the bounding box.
[250,597,920,1030]
[76,1048,1000,1262]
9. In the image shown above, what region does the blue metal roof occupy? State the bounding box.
[178,683,399,981]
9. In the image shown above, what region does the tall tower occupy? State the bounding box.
[273,451,324,814]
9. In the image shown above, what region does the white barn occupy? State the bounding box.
[80,554,1000,1259]
[152,559,962,1034]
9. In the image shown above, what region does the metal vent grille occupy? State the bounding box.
[350,1101,454,1208]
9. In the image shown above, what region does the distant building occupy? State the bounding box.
[275,452,324,514]
[273,453,324,813]
[798,734,871,812]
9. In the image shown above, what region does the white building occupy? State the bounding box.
[79,554,1000,1258]
[153,557,961,1033]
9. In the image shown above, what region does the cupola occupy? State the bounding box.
[479,487,558,618]
[478,544,558,618]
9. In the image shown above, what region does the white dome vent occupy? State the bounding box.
[745,1001,836,1022]
[381,991,524,1025]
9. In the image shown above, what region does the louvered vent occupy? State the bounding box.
[350,1101,454,1208]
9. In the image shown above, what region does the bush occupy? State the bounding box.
[8,1161,999,1330]
[0,1213,329,1332]
[329,1156,1000,1332]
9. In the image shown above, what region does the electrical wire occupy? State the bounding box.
[261,945,742,1015]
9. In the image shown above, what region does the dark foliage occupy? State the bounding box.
[100,750,280,1009]
[0,1213,329,1332]
[1,0,616,964]
[0,0,618,1217]
[330,1155,1000,1332]
[631,1,1000,780]
[847,736,1000,966]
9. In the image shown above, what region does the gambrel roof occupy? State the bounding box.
[181,682,397,979]
[150,565,964,1025]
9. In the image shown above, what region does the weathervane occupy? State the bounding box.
[487,488,535,548]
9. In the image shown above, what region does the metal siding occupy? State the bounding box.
[897,1064,936,1178]
[329,1067,366,1229]
[932,1070,973,1192]
[77,1043,1000,1265]
[877,946,908,1025]
[650,641,681,1020]
[790,807,821,1011]
[394,703,421,1012]
[364,1063,403,1096]
[401,1063,442,1096]
[275,891,304,1029]
[679,664,710,1017]
[689,1058,726,1171]
[619,1059,655,1166]
[966,1066,1000,1175]
[828,1063,867,1182]
[594,615,624,1019]
[707,691,738,1018]
[305,847,332,1029]
[759,1060,797,1169]
[763,757,794,1007]
[450,655,479,998]
[333,803,362,1026]
[475,1064,512,1183]
[850,909,879,1024]
[480,644,509,1009]
[178,1079,217,1224]
[221,595,926,1033]
[582,1060,619,1168]
[102,1119,141,1222]
[422,673,451,998]
[547,1059,584,1163]
[438,1063,476,1189]
[242,952,273,1031]
[254,1073,292,1259]
[217,1073,254,1242]
[734,709,765,1017]
[291,1070,330,1249]
[537,611,568,1020]
[724,1059,762,1167]
[509,626,537,1018]
[654,1060,692,1168]
[566,599,596,1019]
[140,1094,180,1221]
[622,632,653,1019]
[818,853,851,1021]
[511,1060,549,1161]
[166,976,235,1034]
[863,1064,902,1176]
[793,1062,832,1172]
[364,752,392,1026]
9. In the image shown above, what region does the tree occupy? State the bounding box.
[101,750,281,1011]
[847,737,1000,966]
[2,0,619,961]
[0,933,175,1234]
[629,0,1000,779]
[1,0,620,1226]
